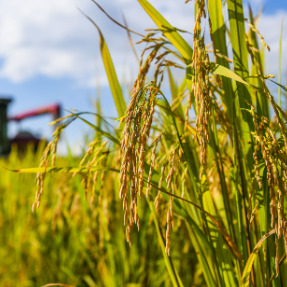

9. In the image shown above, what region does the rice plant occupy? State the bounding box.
[9,0,287,286]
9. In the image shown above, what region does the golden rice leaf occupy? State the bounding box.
[186,62,249,87]
[208,62,249,86]
[241,229,276,287]
[42,284,75,287]
[113,114,127,122]
[6,166,119,174]
[138,0,193,63]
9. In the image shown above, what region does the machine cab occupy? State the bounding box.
[0,98,12,155]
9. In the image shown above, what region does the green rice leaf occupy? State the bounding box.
[144,179,242,262]
[268,79,287,92]
[227,0,254,176]
[248,7,269,119]
[202,181,237,286]
[147,199,184,287]
[278,19,284,110]
[241,229,276,287]
[208,62,249,86]
[138,0,193,63]
[91,0,144,37]
[207,0,234,119]
[113,114,127,122]
[82,12,127,117]
[186,62,249,87]
[74,115,120,145]
[148,166,217,287]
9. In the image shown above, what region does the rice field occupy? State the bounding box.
[1,0,287,286]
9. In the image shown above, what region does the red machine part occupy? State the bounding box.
[8,104,61,122]
[8,103,61,153]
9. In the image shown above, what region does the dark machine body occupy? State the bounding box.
[0,97,61,155]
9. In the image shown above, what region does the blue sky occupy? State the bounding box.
[259,0,287,14]
[0,0,286,154]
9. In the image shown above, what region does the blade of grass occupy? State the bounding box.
[81,11,127,117]
[42,284,75,287]
[147,198,183,287]
[248,7,269,119]
[241,229,276,287]
[208,107,236,244]
[185,224,218,287]
[91,0,144,37]
[143,179,242,261]
[227,0,255,175]
[122,13,140,63]
[202,184,238,286]
[148,157,217,286]
[278,19,284,112]
[167,67,185,127]
[138,0,193,63]
[73,114,120,145]
[6,166,119,174]
[151,84,242,269]
[208,62,249,86]
[207,0,234,119]
[268,80,287,92]
[232,109,250,266]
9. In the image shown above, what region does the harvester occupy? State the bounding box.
[0,98,61,155]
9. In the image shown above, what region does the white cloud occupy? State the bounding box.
[257,11,287,78]
[0,0,285,89]
[0,0,94,82]
[0,0,194,86]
